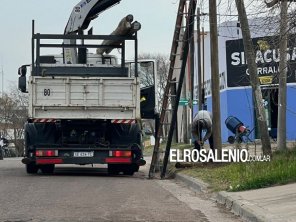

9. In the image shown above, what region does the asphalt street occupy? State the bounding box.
[0,158,240,222]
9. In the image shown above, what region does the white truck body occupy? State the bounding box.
[21,1,148,175]
[28,74,140,120]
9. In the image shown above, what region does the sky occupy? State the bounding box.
[0,0,179,92]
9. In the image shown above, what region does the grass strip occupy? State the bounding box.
[182,148,296,192]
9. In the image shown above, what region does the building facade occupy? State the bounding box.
[193,18,296,142]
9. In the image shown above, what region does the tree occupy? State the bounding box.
[0,86,28,156]
[138,53,170,137]
[235,0,272,155]
[265,0,295,8]
[0,95,12,149]
[138,53,170,107]
[264,0,289,151]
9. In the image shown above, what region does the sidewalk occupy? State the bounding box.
[175,173,296,222]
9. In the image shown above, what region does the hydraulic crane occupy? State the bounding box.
[63,0,122,64]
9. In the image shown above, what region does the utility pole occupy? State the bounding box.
[182,1,191,144]
[189,4,197,145]
[235,0,271,155]
[277,0,288,150]
[209,0,222,156]
[190,7,195,118]
[197,8,202,111]
[202,27,205,108]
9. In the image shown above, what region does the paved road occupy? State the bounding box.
[0,158,240,222]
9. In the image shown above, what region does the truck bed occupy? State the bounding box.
[28,76,140,120]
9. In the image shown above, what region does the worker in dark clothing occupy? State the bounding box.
[191,110,214,151]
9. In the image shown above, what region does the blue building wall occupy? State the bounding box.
[196,85,296,143]
[225,89,255,141]
[287,86,296,140]
[204,88,254,143]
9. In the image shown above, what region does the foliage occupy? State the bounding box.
[138,53,170,137]
[0,86,28,156]
[138,53,170,108]
[182,147,296,192]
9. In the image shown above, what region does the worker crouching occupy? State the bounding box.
[191,110,214,151]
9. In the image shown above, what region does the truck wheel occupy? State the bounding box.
[123,164,139,176]
[123,168,134,176]
[26,162,38,174]
[40,164,55,174]
[108,164,120,175]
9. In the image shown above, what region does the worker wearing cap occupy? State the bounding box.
[192,110,214,151]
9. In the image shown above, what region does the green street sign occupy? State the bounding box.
[179,100,189,106]
[178,99,198,106]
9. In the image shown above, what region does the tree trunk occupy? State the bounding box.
[277,0,288,150]
[235,0,272,155]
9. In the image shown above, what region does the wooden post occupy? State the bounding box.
[209,0,222,157]
[277,0,288,150]
[197,8,202,111]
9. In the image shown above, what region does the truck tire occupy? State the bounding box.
[108,164,138,176]
[26,162,38,174]
[108,164,120,175]
[123,164,139,176]
[40,164,55,174]
[108,124,143,176]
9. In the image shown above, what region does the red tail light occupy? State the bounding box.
[112,151,132,157]
[106,150,132,163]
[105,157,131,164]
[36,150,58,157]
[36,158,63,164]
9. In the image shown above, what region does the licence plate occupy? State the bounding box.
[73,151,94,157]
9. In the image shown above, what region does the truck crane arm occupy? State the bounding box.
[65,0,121,34]
[63,0,121,64]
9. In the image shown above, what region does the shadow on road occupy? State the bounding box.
[34,166,147,179]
